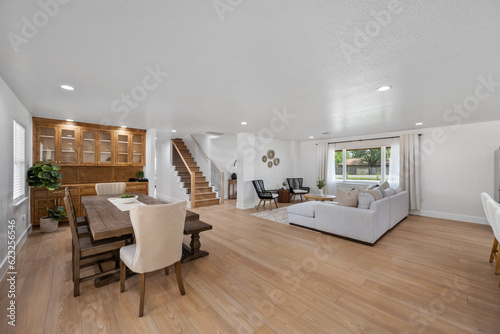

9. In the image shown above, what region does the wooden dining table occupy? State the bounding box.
[81,193,212,287]
[81,193,200,241]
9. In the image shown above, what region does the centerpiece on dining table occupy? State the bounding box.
[114,194,139,204]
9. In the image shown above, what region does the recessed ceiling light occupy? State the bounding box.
[309,136,314,139]
[171,130,177,133]
[66,119,73,122]
[241,121,247,125]
[60,85,74,91]
[415,122,423,126]
[376,85,391,92]
[121,126,127,128]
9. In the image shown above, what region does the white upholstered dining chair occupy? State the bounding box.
[120,201,187,317]
[95,182,126,195]
[481,193,500,274]
[484,195,500,276]
[495,209,500,287]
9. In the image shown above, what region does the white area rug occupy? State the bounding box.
[251,207,289,224]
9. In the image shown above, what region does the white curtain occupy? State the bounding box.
[317,142,328,192]
[388,138,400,187]
[326,144,337,195]
[400,134,421,210]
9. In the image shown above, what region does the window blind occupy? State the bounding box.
[13,121,26,201]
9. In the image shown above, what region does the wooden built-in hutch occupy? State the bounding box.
[31,117,148,226]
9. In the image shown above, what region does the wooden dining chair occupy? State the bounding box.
[120,201,187,317]
[485,197,500,276]
[95,182,126,196]
[64,193,126,297]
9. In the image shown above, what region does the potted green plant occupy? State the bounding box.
[137,170,144,180]
[316,178,326,196]
[281,181,287,189]
[27,160,64,233]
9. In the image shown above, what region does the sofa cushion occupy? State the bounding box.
[394,186,403,194]
[337,188,359,207]
[358,192,376,209]
[380,181,390,189]
[287,202,316,218]
[293,189,308,194]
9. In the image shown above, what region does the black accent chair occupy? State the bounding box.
[286,178,310,202]
[252,180,279,210]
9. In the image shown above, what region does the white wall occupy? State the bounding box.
[237,133,297,209]
[0,76,32,280]
[155,139,189,204]
[210,134,237,199]
[299,121,500,224]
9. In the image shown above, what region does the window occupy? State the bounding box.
[13,121,26,201]
[334,146,390,183]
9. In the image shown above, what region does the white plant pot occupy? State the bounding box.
[318,189,324,196]
[40,217,58,233]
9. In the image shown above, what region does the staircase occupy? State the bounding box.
[171,138,220,208]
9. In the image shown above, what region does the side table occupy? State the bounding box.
[278,189,290,203]
[228,179,237,199]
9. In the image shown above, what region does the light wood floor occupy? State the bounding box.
[1,200,500,334]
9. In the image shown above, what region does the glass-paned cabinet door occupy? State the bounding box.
[117,134,129,164]
[39,127,56,161]
[82,130,97,164]
[60,128,77,163]
[132,135,143,165]
[99,132,113,164]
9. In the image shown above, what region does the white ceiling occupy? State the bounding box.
[1,0,499,141]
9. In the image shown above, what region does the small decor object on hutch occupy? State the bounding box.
[137,171,144,179]
[27,160,65,233]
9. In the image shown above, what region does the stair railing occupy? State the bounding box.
[190,135,224,204]
[172,140,196,208]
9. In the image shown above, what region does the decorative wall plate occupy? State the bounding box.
[267,150,275,159]
[273,158,280,166]
[262,155,267,163]
[267,161,273,168]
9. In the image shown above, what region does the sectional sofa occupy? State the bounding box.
[287,191,409,245]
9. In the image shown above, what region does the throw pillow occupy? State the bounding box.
[381,187,396,197]
[358,192,375,209]
[394,186,403,193]
[360,188,383,200]
[337,188,359,207]
[380,181,390,189]
[366,184,377,190]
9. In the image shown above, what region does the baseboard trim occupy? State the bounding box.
[0,225,32,282]
[411,210,488,225]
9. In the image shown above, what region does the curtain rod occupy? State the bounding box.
[326,134,422,145]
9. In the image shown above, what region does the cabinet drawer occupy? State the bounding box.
[126,184,148,194]
[33,188,65,198]
[79,186,97,195]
